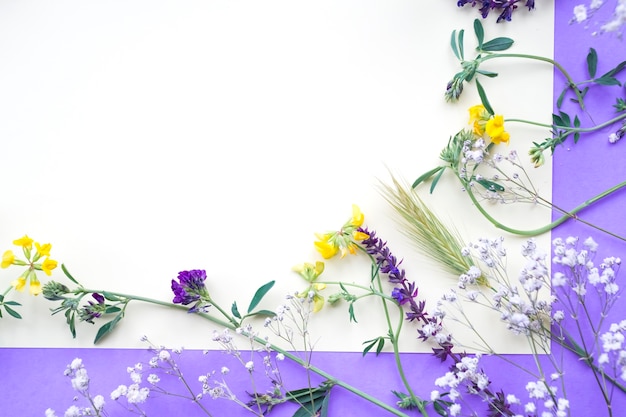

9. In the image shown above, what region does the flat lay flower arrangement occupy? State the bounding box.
[3,2,626,417]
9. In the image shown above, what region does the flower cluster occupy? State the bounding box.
[572,0,626,35]
[46,358,106,417]
[171,269,211,313]
[469,104,510,145]
[457,0,536,23]
[314,204,369,259]
[2,234,57,296]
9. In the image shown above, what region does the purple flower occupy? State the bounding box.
[359,228,427,323]
[456,0,532,22]
[171,269,210,313]
[79,293,106,323]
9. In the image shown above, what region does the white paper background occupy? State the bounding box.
[0,0,554,353]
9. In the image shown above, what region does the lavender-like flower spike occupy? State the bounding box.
[171,269,211,313]
[359,227,428,324]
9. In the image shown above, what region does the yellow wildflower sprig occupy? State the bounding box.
[314,205,369,259]
[1,235,58,296]
[293,261,327,313]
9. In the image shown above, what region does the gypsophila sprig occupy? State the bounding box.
[571,0,626,36]
[46,358,108,417]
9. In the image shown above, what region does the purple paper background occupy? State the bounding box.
[3,3,626,416]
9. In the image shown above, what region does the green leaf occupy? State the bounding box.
[476,178,505,192]
[65,309,77,338]
[4,304,22,319]
[103,291,122,302]
[412,166,443,189]
[375,337,385,355]
[94,314,123,344]
[231,301,241,319]
[595,76,621,86]
[574,115,581,143]
[319,390,331,417]
[450,30,460,60]
[475,79,494,116]
[243,309,274,318]
[559,111,572,127]
[429,165,446,194]
[481,37,514,51]
[247,280,275,314]
[556,88,568,109]
[105,306,122,314]
[476,69,498,78]
[61,264,80,285]
[473,18,484,49]
[348,303,357,323]
[362,337,379,356]
[587,48,598,78]
[601,60,626,78]
[458,29,465,60]
[3,301,21,306]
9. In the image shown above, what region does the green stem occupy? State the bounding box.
[460,175,626,241]
[2,285,12,298]
[505,112,626,134]
[479,53,585,109]
[78,288,412,417]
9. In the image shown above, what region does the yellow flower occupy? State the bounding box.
[29,279,42,296]
[485,115,510,145]
[312,294,325,313]
[12,276,26,292]
[13,235,33,250]
[292,261,325,282]
[350,204,364,227]
[468,104,490,135]
[354,231,369,241]
[1,250,15,268]
[41,257,58,276]
[35,242,52,257]
[314,234,339,259]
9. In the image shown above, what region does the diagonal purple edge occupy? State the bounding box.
[3,3,626,416]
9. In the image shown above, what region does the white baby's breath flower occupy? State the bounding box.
[93,395,105,411]
[573,4,588,22]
